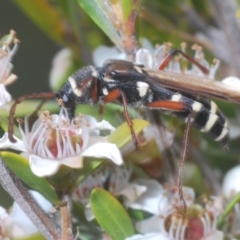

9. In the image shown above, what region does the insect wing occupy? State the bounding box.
[144,69,240,104]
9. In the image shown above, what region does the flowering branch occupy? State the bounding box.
[0,158,60,239]
[60,194,74,240]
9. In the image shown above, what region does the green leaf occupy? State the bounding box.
[0,114,21,138]
[120,0,135,21]
[15,233,46,240]
[0,152,60,205]
[76,158,103,184]
[77,0,122,49]
[91,188,135,240]
[13,0,67,46]
[108,119,149,148]
[72,201,102,239]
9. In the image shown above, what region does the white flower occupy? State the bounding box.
[0,30,18,109]
[222,165,240,198]
[73,164,147,221]
[92,38,154,67]
[222,165,240,238]
[0,84,11,110]
[0,108,123,177]
[0,191,52,239]
[126,232,169,240]
[49,48,73,91]
[129,186,223,240]
[73,164,146,205]
[221,76,240,90]
[93,45,127,67]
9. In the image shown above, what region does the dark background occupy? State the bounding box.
[0,0,61,207]
[0,0,60,98]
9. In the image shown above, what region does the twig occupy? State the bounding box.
[60,194,74,240]
[0,158,60,239]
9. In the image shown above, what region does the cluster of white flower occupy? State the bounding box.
[72,164,226,240]
[1,32,240,239]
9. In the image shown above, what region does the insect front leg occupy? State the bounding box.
[98,105,104,121]
[102,89,139,150]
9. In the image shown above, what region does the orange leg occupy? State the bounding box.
[98,105,104,121]
[158,49,209,75]
[102,89,139,149]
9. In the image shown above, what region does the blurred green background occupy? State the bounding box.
[0,0,59,97]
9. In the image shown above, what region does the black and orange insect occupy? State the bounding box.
[8,49,240,147]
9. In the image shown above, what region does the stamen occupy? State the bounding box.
[181,42,187,52]
[16,118,23,124]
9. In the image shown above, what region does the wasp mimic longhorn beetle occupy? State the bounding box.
[8,49,240,147]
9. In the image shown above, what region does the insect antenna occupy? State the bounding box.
[8,92,55,143]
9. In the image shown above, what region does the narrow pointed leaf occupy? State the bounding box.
[77,0,121,49]
[120,0,136,21]
[16,234,46,240]
[108,119,149,148]
[0,152,60,205]
[76,158,103,184]
[13,0,66,46]
[91,188,135,240]
[0,115,21,139]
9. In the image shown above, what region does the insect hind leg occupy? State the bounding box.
[158,49,209,75]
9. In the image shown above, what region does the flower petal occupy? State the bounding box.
[0,84,11,109]
[49,48,73,91]
[135,48,154,68]
[135,215,162,234]
[0,206,7,219]
[126,232,168,240]
[29,154,62,177]
[60,155,85,169]
[81,143,123,165]
[222,165,240,197]
[204,230,223,240]
[90,119,115,131]
[0,133,26,152]
[93,45,126,67]
[119,183,147,204]
[7,203,38,237]
[7,191,53,238]
[128,179,165,214]
[222,76,240,90]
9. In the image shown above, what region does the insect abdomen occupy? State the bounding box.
[172,94,229,146]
